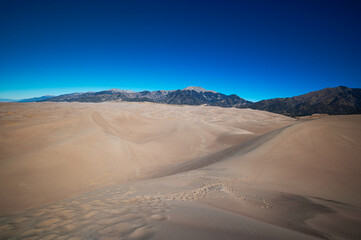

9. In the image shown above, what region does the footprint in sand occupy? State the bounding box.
[149,214,167,221]
[128,226,154,239]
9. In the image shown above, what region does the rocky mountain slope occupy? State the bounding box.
[250,86,361,116]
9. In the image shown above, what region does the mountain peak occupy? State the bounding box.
[182,86,216,93]
[107,88,135,93]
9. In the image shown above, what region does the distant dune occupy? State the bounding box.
[0,102,360,239]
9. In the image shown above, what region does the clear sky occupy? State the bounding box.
[1,0,360,101]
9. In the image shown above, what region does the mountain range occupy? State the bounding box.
[18,95,55,102]
[35,86,252,108]
[17,86,361,116]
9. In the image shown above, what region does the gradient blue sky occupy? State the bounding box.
[1,0,360,101]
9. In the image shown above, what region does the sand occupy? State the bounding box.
[0,102,360,239]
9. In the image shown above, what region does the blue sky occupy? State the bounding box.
[1,0,360,101]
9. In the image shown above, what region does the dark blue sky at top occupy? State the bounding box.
[0,0,360,101]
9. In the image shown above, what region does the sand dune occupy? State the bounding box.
[0,102,293,215]
[0,102,360,240]
[212,115,361,207]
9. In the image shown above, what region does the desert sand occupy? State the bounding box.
[0,102,360,240]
